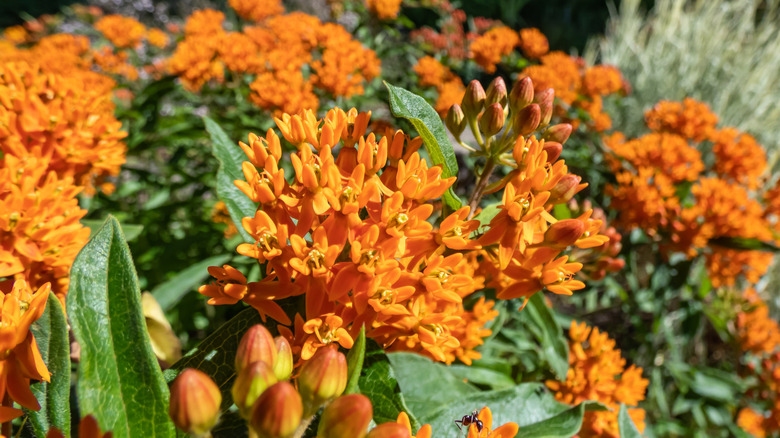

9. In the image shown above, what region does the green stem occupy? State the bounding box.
[467,156,498,219]
[293,414,315,438]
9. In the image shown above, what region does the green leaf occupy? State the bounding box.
[473,202,501,227]
[446,365,515,389]
[81,219,143,242]
[384,81,463,211]
[68,216,175,438]
[164,308,263,413]
[521,292,570,380]
[151,254,231,311]
[417,383,587,437]
[708,237,780,252]
[345,326,366,395]
[25,295,70,437]
[358,343,420,430]
[618,404,642,438]
[205,116,257,243]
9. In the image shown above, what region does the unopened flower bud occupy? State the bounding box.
[534,88,554,127]
[514,103,541,136]
[273,336,293,381]
[236,325,277,373]
[366,423,412,438]
[510,76,534,113]
[232,360,278,418]
[543,219,586,248]
[445,104,467,139]
[478,103,505,137]
[542,141,562,163]
[461,80,486,117]
[317,394,373,438]
[549,174,582,204]
[250,382,302,438]
[485,76,508,108]
[298,347,347,416]
[169,369,222,436]
[544,123,572,144]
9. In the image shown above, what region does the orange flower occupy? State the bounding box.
[645,97,718,142]
[519,27,549,59]
[705,248,772,288]
[710,127,767,190]
[582,65,623,97]
[301,314,354,360]
[465,407,519,438]
[0,280,51,422]
[365,0,403,20]
[737,407,767,438]
[146,28,169,48]
[210,201,238,239]
[470,26,519,73]
[395,411,432,438]
[95,15,146,48]
[522,51,582,104]
[546,321,648,437]
[605,132,704,183]
[229,0,285,22]
[414,56,451,87]
[737,288,780,356]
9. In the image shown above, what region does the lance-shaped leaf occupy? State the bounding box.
[68,216,175,438]
[359,342,420,430]
[618,404,642,438]
[151,254,232,311]
[345,326,366,395]
[205,116,257,243]
[521,292,570,380]
[384,81,463,212]
[25,295,70,437]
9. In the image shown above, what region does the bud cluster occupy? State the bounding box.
[447,76,569,160]
[169,324,443,438]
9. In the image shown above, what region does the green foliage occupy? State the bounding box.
[68,217,175,438]
[24,295,70,437]
[151,254,232,311]
[345,326,367,395]
[358,343,421,430]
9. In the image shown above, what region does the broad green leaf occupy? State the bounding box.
[359,343,420,430]
[384,81,463,212]
[446,365,515,389]
[345,326,366,395]
[151,254,232,311]
[25,295,70,437]
[387,352,477,417]
[68,216,175,438]
[618,404,642,438]
[164,308,263,413]
[205,116,257,243]
[473,203,501,227]
[417,383,587,438]
[521,293,570,380]
[708,237,780,252]
[81,219,143,242]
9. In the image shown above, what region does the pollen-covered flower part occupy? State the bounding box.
[200,99,604,365]
[546,321,648,437]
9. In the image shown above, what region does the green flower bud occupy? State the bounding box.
[485,76,508,108]
[298,347,347,416]
[273,336,293,381]
[461,80,486,118]
[543,219,586,248]
[232,360,277,419]
[479,103,505,137]
[236,324,276,373]
[445,104,467,139]
[549,174,583,204]
[535,88,555,127]
[544,123,572,144]
[509,76,534,113]
[513,103,541,136]
[366,423,411,438]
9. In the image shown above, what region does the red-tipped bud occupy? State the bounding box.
[273,336,293,381]
[461,80,486,117]
[544,123,572,144]
[534,88,554,126]
[478,103,505,137]
[250,382,302,438]
[549,174,582,204]
[542,141,562,163]
[232,360,278,418]
[445,104,467,139]
[510,76,534,113]
[485,76,508,108]
[298,347,348,416]
[236,325,277,373]
[169,369,222,435]
[514,103,541,136]
[543,219,586,248]
[366,423,412,438]
[317,394,373,438]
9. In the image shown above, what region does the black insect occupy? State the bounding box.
[454,410,483,432]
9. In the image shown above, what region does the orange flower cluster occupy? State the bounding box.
[0,60,127,192]
[200,103,604,365]
[547,321,648,437]
[469,26,519,73]
[606,99,773,283]
[91,46,138,80]
[366,0,404,20]
[645,98,719,142]
[566,201,625,281]
[168,7,380,114]
[518,27,549,59]
[737,289,780,356]
[0,279,51,423]
[94,14,146,48]
[414,56,465,115]
[229,0,285,22]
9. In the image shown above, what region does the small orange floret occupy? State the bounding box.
[470,26,519,73]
